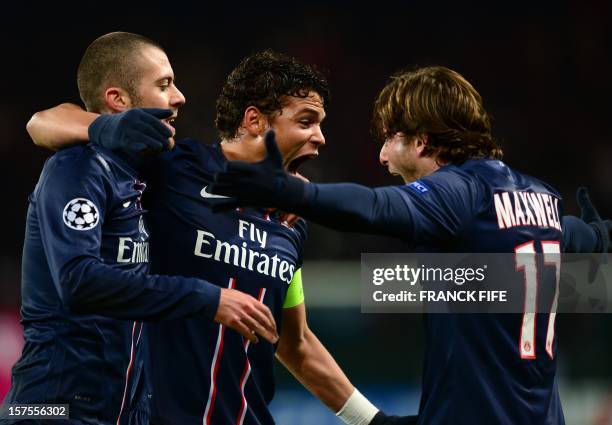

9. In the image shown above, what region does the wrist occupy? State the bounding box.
[280,173,307,209]
[88,114,113,147]
[336,388,379,425]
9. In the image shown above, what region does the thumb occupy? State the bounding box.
[141,108,174,120]
[577,187,598,221]
[264,129,283,166]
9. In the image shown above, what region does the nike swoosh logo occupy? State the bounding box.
[200,186,230,199]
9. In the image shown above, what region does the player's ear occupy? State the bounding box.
[415,133,429,154]
[103,87,132,113]
[243,106,268,137]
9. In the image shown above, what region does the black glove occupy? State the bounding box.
[369,411,418,425]
[577,187,612,253]
[209,130,306,211]
[88,108,173,154]
[576,187,612,282]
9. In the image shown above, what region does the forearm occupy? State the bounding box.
[59,257,220,321]
[276,328,353,411]
[27,103,95,150]
[286,182,413,239]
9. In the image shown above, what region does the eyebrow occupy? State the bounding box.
[155,76,173,85]
[296,107,326,120]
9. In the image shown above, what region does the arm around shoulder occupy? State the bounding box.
[27,103,96,150]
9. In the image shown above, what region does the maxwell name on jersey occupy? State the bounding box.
[493,190,561,231]
[194,218,296,284]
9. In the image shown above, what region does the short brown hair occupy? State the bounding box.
[372,66,502,164]
[77,32,163,113]
[215,50,330,140]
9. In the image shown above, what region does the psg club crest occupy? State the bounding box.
[63,198,100,231]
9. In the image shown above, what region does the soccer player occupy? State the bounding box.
[26,42,413,424]
[209,67,611,424]
[4,33,279,425]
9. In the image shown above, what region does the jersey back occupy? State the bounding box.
[393,159,564,425]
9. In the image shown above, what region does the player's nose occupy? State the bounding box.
[171,85,187,108]
[379,145,389,166]
[311,125,325,147]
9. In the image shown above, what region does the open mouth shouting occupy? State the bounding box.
[287,153,318,175]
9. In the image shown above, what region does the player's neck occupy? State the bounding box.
[401,158,443,183]
[220,136,267,163]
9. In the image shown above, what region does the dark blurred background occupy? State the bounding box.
[1,2,611,424]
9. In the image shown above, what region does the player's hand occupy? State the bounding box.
[279,211,301,227]
[209,130,306,212]
[577,187,612,282]
[369,411,418,425]
[88,108,174,155]
[215,288,279,344]
[577,187,612,253]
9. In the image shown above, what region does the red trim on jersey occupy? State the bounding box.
[116,321,137,425]
[203,278,236,425]
[235,287,267,425]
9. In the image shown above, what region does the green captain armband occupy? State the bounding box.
[282,268,304,309]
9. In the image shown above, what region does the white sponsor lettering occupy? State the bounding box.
[117,237,149,263]
[193,229,294,284]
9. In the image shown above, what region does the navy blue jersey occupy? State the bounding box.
[400,160,564,425]
[144,139,307,425]
[293,159,565,425]
[6,145,220,425]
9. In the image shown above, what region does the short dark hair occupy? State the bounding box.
[372,66,502,164]
[77,32,163,113]
[215,50,330,140]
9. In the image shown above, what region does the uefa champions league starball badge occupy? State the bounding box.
[63,198,100,231]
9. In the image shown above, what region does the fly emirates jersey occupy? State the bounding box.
[144,139,306,425]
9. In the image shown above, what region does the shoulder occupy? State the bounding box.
[43,145,112,183]
[464,159,561,198]
[158,138,224,172]
[514,170,561,199]
[33,146,117,209]
[166,138,220,158]
[404,163,483,200]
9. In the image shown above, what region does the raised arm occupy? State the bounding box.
[210,131,416,239]
[27,103,95,150]
[28,104,175,155]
